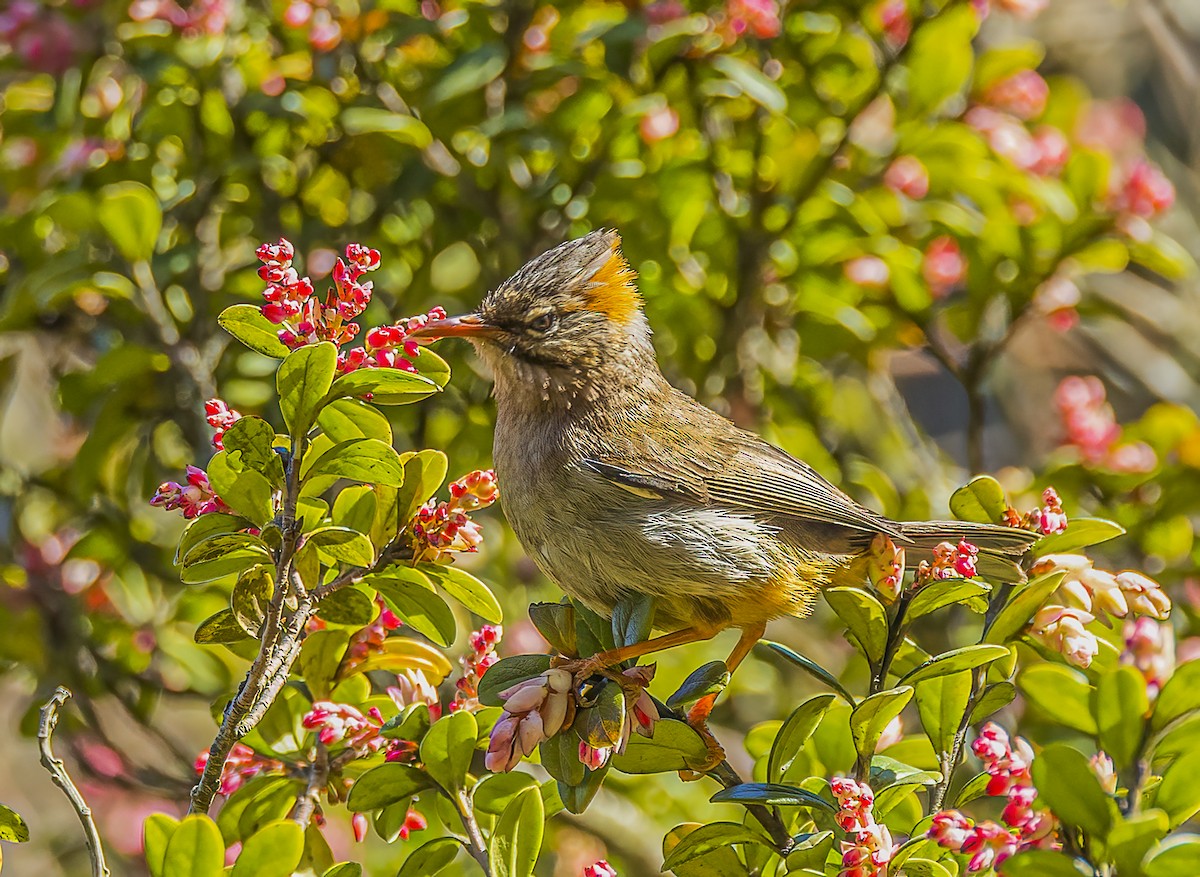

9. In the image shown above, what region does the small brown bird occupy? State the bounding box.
[413,230,1033,713]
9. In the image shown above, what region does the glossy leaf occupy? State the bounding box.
[999,850,1093,876]
[1034,518,1125,556]
[144,813,180,877]
[306,526,374,567]
[768,693,836,783]
[899,644,1010,686]
[949,476,1008,524]
[824,587,889,665]
[488,786,543,877]
[420,709,477,793]
[305,438,406,488]
[318,398,393,444]
[666,661,730,710]
[314,587,375,626]
[582,680,626,748]
[278,342,338,438]
[231,820,304,877]
[218,305,291,358]
[1094,664,1149,768]
[1152,748,1200,828]
[759,640,857,705]
[420,563,502,623]
[206,452,275,527]
[1031,744,1115,836]
[1107,809,1169,877]
[372,570,456,647]
[850,687,914,761]
[709,783,835,810]
[611,591,655,649]
[0,803,29,843]
[528,602,578,656]
[477,655,552,708]
[610,719,711,775]
[394,449,449,524]
[916,671,973,755]
[162,814,224,877]
[1019,663,1097,734]
[908,579,991,620]
[346,764,435,812]
[321,367,437,407]
[1151,659,1200,731]
[395,837,461,877]
[193,609,251,645]
[1144,835,1200,877]
[985,569,1067,644]
[661,822,772,872]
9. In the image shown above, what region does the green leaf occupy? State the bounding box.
[1151,659,1200,731]
[1094,665,1149,768]
[314,586,375,626]
[321,866,363,877]
[429,44,508,104]
[420,563,502,623]
[218,305,291,358]
[180,534,272,584]
[768,694,836,782]
[221,417,283,482]
[1031,744,1115,836]
[162,814,224,877]
[540,731,586,786]
[953,772,993,808]
[949,476,1008,524]
[396,837,461,877]
[611,592,655,649]
[420,710,477,793]
[478,655,552,708]
[711,55,786,113]
[897,859,955,877]
[660,822,772,872]
[666,661,730,710]
[907,5,978,114]
[472,772,540,816]
[206,451,275,527]
[870,755,941,788]
[1152,748,1200,828]
[1019,663,1097,734]
[900,644,1010,686]
[1035,518,1125,556]
[346,764,435,812]
[709,783,835,810]
[784,831,835,873]
[557,766,607,815]
[321,367,437,408]
[318,398,392,444]
[305,526,375,567]
[759,641,857,704]
[372,570,457,647]
[663,823,755,877]
[341,109,432,146]
[332,485,376,536]
[175,513,245,564]
[0,802,29,842]
[98,181,161,262]
[395,449,449,524]
[194,609,252,645]
[412,347,451,389]
[1107,809,1169,877]
[489,786,543,877]
[582,680,626,748]
[969,680,1017,724]
[305,438,406,487]
[999,850,1093,876]
[824,587,888,665]
[908,579,991,620]
[850,687,914,761]
[611,719,712,774]
[298,629,349,699]
[231,820,304,877]
[231,564,274,635]
[278,343,338,438]
[144,813,180,877]
[916,671,973,755]
[1144,835,1200,877]
[528,602,578,656]
[380,704,432,742]
[985,569,1067,644]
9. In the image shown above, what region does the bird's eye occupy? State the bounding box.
[529,313,555,332]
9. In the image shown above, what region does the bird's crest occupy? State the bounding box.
[575,232,641,326]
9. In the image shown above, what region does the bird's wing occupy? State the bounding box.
[582,394,905,541]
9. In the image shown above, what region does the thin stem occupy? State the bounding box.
[455,789,493,877]
[292,742,330,827]
[38,688,110,877]
[708,760,795,854]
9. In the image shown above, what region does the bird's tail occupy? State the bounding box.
[898,520,1038,582]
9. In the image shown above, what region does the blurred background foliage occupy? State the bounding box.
[1,0,1198,873]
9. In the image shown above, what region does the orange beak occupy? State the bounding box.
[408,313,501,343]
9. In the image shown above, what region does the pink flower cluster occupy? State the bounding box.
[486,669,574,772]
[884,155,929,200]
[965,107,1070,177]
[1113,159,1175,221]
[351,807,426,844]
[282,0,344,53]
[1035,487,1068,535]
[204,398,241,450]
[866,533,906,603]
[343,598,405,670]
[915,539,978,586]
[411,469,500,561]
[194,743,281,797]
[388,667,442,720]
[301,700,415,762]
[1123,617,1175,696]
[150,465,228,519]
[984,71,1048,121]
[922,236,966,297]
[584,862,618,877]
[0,0,79,75]
[831,778,897,877]
[451,624,502,712]
[723,0,781,39]
[128,0,229,37]
[1055,376,1156,473]
[929,724,1058,871]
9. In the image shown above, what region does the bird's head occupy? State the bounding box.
[412,229,661,406]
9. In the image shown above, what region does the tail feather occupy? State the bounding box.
[899,520,1038,582]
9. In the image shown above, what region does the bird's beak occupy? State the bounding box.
[407,313,501,343]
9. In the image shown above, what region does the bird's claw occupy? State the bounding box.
[677,718,727,781]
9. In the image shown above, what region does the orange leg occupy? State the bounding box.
[559,625,722,685]
[688,620,767,725]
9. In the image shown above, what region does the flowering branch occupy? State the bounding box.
[38,687,110,877]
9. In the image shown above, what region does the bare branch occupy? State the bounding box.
[38,687,111,877]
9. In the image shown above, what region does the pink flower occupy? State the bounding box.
[1116,572,1171,620]
[877,0,910,46]
[1055,375,1121,463]
[584,862,618,877]
[1115,160,1175,218]
[412,470,500,561]
[1090,753,1117,794]
[984,70,1049,120]
[832,777,875,831]
[922,236,966,296]
[844,256,890,289]
[283,1,312,27]
[725,0,781,39]
[929,810,973,850]
[486,670,573,772]
[1029,605,1098,668]
[1123,617,1175,696]
[204,398,242,450]
[194,743,281,797]
[995,0,1048,19]
[1030,126,1070,175]
[884,155,929,199]
[1037,487,1068,535]
[578,740,612,770]
[640,106,680,144]
[302,702,388,751]
[866,533,905,602]
[352,812,369,843]
[959,822,1019,872]
[620,665,660,746]
[150,466,229,519]
[453,624,504,712]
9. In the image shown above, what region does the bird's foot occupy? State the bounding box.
[550,654,612,691]
[677,696,726,781]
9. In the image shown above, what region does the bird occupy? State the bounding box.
[411,229,1035,739]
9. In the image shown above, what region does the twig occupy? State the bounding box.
[38,687,111,877]
[292,742,330,827]
[455,789,494,877]
[709,760,795,853]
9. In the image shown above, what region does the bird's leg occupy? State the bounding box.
[553,625,720,687]
[681,620,768,778]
